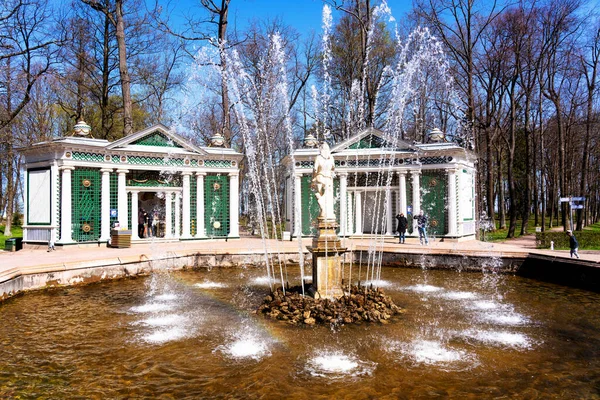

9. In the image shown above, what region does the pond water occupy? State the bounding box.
[1,266,600,398]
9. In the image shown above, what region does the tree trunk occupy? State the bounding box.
[532,116,539,227]
[552,97,566,230]
[539,94,546,231]
[578,36,598,230]
[115,0,133,136]
[218,0,231,145]
[496,147,506,229]
[3,59,14,237]
[520,97,531,235]
[101,13,111,138]
[486,127,495,226]
[506,80,518,239]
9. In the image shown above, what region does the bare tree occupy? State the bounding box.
[577,21,600,230]
[81,0,134,136]
[0,0,59,235]
[539,0,582,230]
[155,0,233,145]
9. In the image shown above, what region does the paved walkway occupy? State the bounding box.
[2,234,599,277]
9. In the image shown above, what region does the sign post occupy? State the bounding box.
[560,196,586,231]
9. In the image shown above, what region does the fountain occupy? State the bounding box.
[5,3,600,399]
[2,266,600,397]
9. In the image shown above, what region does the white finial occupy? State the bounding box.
[73,120,91,137]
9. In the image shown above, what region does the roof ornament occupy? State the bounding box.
[304,132,318,148]
[73,120,92,138]
[210,131,226,147]
[428,127,445,143]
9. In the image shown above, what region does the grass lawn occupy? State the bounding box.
[484,218,600,242]
[484,218,600,250]
[484,217,545,242]
[0,225,23,249]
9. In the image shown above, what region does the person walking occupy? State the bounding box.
[138,208,146,238]
[566,230,580,259]
[395,213,408,244]
[414,210,429,245]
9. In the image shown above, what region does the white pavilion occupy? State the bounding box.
[19,122,242,247]
[283,127,477,241]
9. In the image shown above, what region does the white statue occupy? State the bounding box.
[312,142,336,220]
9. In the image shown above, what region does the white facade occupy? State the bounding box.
[283,127,477,240]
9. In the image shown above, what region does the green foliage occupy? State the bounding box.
[483,217,540,242]
[0,225,23,248]
[584,222,600,232]
[536,231,600,250]
[12,212,22,226]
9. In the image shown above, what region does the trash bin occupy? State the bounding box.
[5,238,22,252]
[5,238,15,252]
[110,230,132,248]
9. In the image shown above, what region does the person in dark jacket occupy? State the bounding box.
[566,230,580,259]
[395,213,408,244]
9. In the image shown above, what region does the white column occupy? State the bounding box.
[50,162,59,246]
[228,172,240,238]
[347,192,354,235]
[165,192,173,238]
[339,172,348,236]
[181,172,192,239]
[117,169,129,230]
[100,168,112,241]
[398,171,407,216]
[447,168,458,236]
[411,170,421,233]
[293,173,302,237]
[456,170,464,236]
[131,191,139,240]
[174,191,181,238]
[57,166,75,243]
[386,186,393,235]
[196,173,206,238]
[354,190,363,235]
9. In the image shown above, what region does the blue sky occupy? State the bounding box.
[165,0,414,38]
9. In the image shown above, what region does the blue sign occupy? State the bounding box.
[110,209,118,218]
[407,206,413,214]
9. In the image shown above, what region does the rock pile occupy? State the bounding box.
[257,285,404,326]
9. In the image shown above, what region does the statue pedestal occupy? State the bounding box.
[307,218,347,299]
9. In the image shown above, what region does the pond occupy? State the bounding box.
[1,266,599,398]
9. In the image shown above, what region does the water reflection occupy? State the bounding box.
[0,267,599,398]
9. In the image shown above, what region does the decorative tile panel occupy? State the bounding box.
[72,152,104,162]
[132,132,183,148]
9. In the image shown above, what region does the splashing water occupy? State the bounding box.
[460,329,533,349]
[129,303,175,314]
[362,279,395,289]
[470,300,500,310]
[137,314,186,327]
[143,327,188,344]
[384,339,476,370]
[305,350,376,379]
[215,329,273,361]
[153,293,180,302]
[194,281,228,289]
[251,276,280,286]
[477,311,530,326]
[404,284,443,293]
[409,340,468,364]
[441,291,477,300]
